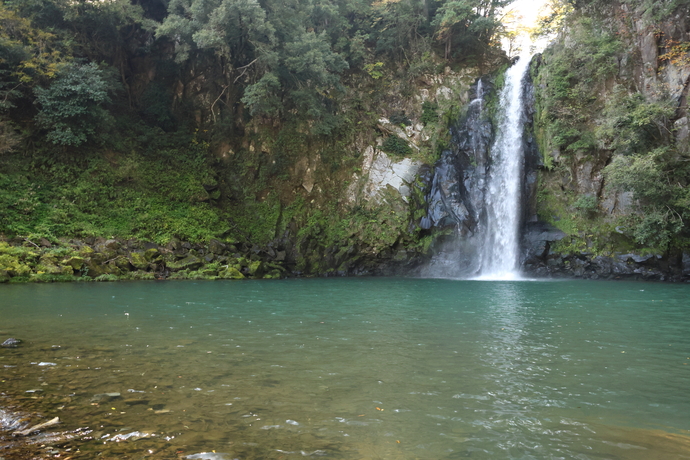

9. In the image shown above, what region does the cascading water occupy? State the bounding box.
[476,55,532,280]
[420,52,538,280]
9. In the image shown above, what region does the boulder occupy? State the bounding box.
[84,258,108,277]
[104,239,120,250]
[219,267,245,279]
[144,248,161,262]
[61,256,85,270]
[208,239,227,254]
[167,255,203,272]
[128,252,149,270]
[248,260,266,277]
[263,269,282,279]
[114,255,132,271]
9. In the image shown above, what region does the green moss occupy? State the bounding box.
[219,267,245,279]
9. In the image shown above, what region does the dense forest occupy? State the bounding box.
[1,0,689,281]
[0,0,508,236]
[0,0,514,280]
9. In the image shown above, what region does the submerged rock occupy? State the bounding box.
[1,338,21,348]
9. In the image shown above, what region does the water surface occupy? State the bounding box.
[1,278,689,459]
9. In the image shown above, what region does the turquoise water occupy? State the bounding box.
[1,278,689,459]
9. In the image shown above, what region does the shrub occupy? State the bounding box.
[381,135,412,156]
[421,101,438,125]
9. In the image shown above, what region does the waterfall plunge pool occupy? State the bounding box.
[1,278,689,459]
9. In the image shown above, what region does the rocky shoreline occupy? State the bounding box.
[2,230,689,283]
[0,235,292,283]
[521,223,690,282]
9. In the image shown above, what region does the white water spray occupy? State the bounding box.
[477,55,532,280]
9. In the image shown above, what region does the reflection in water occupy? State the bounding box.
[1,279,689,459]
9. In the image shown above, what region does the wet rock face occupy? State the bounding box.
[423,72,542,253]
[423,79,493,233]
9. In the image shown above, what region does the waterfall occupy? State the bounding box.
[476,55,532,280]
[419,54,536,280]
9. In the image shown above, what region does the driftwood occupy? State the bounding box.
[14,417,60,436]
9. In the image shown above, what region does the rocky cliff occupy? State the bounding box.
[521,0,690,281]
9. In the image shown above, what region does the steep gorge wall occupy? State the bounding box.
[523,0,690,280]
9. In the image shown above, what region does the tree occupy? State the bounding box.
[34,62,117,146]
[432,0,512,61]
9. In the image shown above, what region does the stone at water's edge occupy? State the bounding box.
[61,256,84,270]
[219,267,245,279]
[1,338,21,348]
[167,255,203,272]
[521,222,687,281]
[128,251,149,270]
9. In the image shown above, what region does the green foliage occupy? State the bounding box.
[241,72,281,117]
[431,0,511,61]
[421,101,439,125]
[572,194,598,214]
[363,62,384,79]
[596,90,675,155]
[0,138,230,244]
[226,194,281,246]
[139,82,175,131]
[603,148,690,248]
[534,14,623,164]
[34,63,117,146]
[389,110,412,126]
[381,135,413,156]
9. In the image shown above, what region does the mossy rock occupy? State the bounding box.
[104,263,122,276]
[248,260,266,277]
[266,262,287,273]
[89,252,107,264]
[84,258,108,277]
[144,248,161,262]
[114,256,132,270]
[0,270,10,282]
[167,255,203,272]
[40,253,58,265]
[236,257,249,268]
[200,267,219,277]
[219,267,245,279]
[208,239,227,254]
[263,269,283,279]
[128,252,149,270]
[61,256,85,270]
